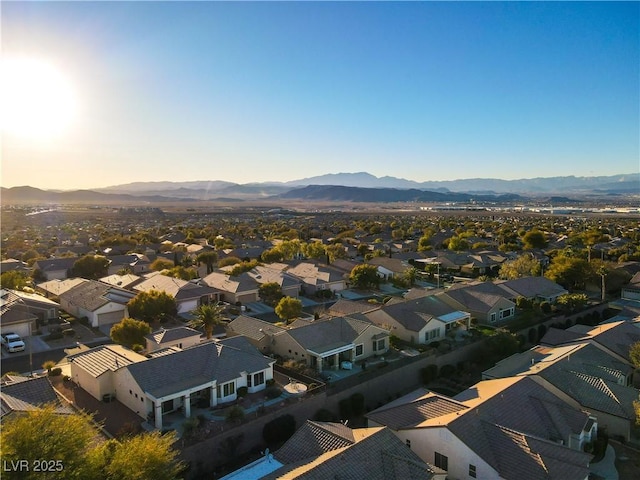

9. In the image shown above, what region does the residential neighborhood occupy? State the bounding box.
[2,207,640,479]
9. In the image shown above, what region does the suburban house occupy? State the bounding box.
[99,273,142,289]
[200,271,259,305]
[105,253,151,275]
[0,289,39,338]
[483,339,638,441]
[59,279,135,328]
[68,336,275,430]
[437,282,516,325]
[1,375,74,418]
[367,257,413,281]
[0,258,30,273]
[364,295,471,345]
[367,376,594,480]
[621,271,640,302]
[36,278,86,301]
[33,257,78,281]
[247,264,302,298]
[271,315,390,371]
[133,273,220,314]
[2,289,60,326]
[226,315,287,354]
[223,420,446,480]
[144,326,202,352]
[496,276,568,303]
[285,261,347,295]
[463,251,508,276]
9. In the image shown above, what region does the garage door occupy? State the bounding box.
[97,311,125,326]
[6,322,32,337]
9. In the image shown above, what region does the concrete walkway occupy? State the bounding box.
[590,444,619,480]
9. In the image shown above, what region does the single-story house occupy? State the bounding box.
[364,296,471,345]
[33,257,78,281]
[133,273,220,314]
[69,337,275,430]
[285,261,347,295]
[145,326,202,352]
[1,376,74,418]
[226,315,286,354]
[59,280,135,327]
[271,315,390,372]
[0,289,39,337]
[200,271,260,305]
[496,276,568,303]
[438,282,516,325]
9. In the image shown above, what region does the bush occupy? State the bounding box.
[225,405,245,423]
[237,386,248,398]
[49,367,62,377]
[263,414,295,445]
[313,408,338,422]
[45,332,64,341]
[265,386,281,399]
[420,364,438,384]
[266,378,276,387]
[540,301,551,314]
[131,344,144,353]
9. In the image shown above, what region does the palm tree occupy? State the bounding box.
[189,303,226,340]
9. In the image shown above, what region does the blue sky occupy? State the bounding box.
[2,1,638,190]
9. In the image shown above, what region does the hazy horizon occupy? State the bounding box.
[2,2,638,190]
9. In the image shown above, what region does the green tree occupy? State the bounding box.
[302,241,326,259]
[1,404,97,480]
[261,248,284,263]
[417,234,433,251]
[110,317,152,348]
[259,282,284,307]
[522,229,548,249]
[150,258,174,271]
[196,251,218,274]
[275,296,303,322]
[127,290,177,324]
[629,341,640,370]
[349,264,380,289]
[162,266,197,280]
[189,303,226,339]
[278,240,302,261]
[72,254,110,279]
[0,270,30,290]
[325,243,346,264]
[545,255,591,290]
[448,236,470,252]
[89,431,183,480]
[498,255,542,280]
[556,293,589,313]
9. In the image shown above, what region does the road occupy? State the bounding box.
[0,339,109,376]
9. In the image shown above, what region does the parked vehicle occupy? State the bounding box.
[1,332,26,353]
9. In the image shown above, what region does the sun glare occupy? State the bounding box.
[0,56,78,140]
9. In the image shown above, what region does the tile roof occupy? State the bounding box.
[126,336,274,398]
[366,391,468,430]
[1,376,73,417]
[37,278,87,297]
[201,271,258,294]
[587,321,640,362]
[283,316,384,354]
[145,326,202,344]
[68,345,146,377]
[327,299,380,316]
[496,276,568,299]
[286,262,345,286]
[135,274,219,300]
[440,282,512,314]
[227,315,286,341]
[61,280,118,311]
[265,422,439,480]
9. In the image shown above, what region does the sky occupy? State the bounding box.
[1,1,638,190]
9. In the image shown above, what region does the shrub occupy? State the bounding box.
[265,386,281,399]
[350,393,365,416]
[45,332,64,341]
[263,414,296,445]
[225,405,245,423]
[237,386,248,398]
[313,408,338,422]
[420,364,438,384]
[131,344,144,353]
[539,301,552,314]
[49,367,62,377]
[266,378,276,387]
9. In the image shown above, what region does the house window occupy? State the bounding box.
[223,382,235,397]
[490,312,496,323]
[428,329,440,341]
[469,464,477,478]
[247,375,252,387]
[377,339,386,351]
[355,344,364,356]
[434,452,448,471]
[254,371,265,386]
[405,439,411,448]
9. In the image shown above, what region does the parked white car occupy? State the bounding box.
[1,332,26,353]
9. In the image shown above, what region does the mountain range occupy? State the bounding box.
[1,172,638,205]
